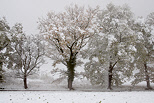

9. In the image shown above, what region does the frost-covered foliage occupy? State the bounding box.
[131,15,154,89]
[7,23,45,89]
[38,5,98,67]
[146,12,154,27]
[38,5,99,89]
[0,17,12,83]
[0,17,10,32]
[0,3,153,91]
[84,3,136,89]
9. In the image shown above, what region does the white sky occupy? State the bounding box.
[0,0,154,34]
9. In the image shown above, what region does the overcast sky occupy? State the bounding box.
[0,0,154,34]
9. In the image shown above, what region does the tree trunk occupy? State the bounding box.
[108,62,113,90]
[68,76,73,90]
[67,57,76,90]
[67,64,75,90]
[23,75,28,89]
[144,63,152,90]
[0,61,4,83]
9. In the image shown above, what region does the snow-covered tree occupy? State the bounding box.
[38,5,99,90]
[84,3,136,89]
[8,23,45,89]
[0,17,11,83]
[146,12,154,26]
[131,15,154,90]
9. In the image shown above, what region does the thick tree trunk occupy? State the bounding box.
[144,63,152,90]
[23,75,28,89]
[108,62,113,90]
[67,64,75,90]
[68,76,73,90]
[67,57,76,90]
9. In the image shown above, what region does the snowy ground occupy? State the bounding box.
[1,79,154,103]
[0,91,154,103]
[1,71,154,103]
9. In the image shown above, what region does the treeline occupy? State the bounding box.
[0,3,154,90]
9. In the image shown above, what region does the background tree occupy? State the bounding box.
[131,15,154,90]
[38,5,99,90]
[8,23,45,89]
[146,12,154,26]
[0,17,11,83]
[84,3,136,89]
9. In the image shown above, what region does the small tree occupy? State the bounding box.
[38,5,99,90]
[9,23,45,89]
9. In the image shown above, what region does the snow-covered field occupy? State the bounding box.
[0,91,154,103]
[1,72,154,103]
[1,78,154,103]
